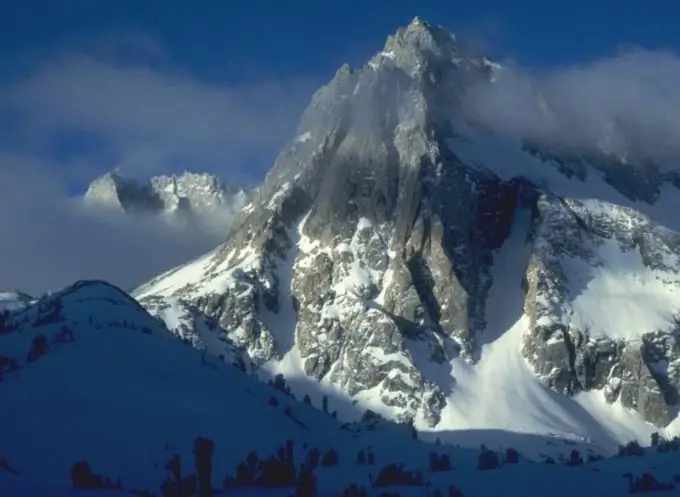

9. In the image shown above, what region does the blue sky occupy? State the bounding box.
[2,0,680,189]
[2,0,680,292]
[3,1,679,79]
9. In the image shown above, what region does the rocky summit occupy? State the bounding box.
[83,169,247,223]
[134,18,680,440]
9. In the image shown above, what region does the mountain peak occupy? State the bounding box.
[405,16,451,38]
[83,168,143,212]
[134,18,680,452]
[82,169,248,221]
[386,17,457,55]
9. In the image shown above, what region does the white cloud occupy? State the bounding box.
[0,33,320,294]
[0,35,319,181]
[460,47,680,165]
[0,155,231,295]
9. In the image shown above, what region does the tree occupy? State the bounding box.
[429,452,452,472]
[340,483,367,497]
[27,334,48,362]
[194,437,215,497]
[71,461,95,489]
[321,448,338,467]
[295,465,317,497]
[568,449,583,466]
[406,418,418,439]
[505,447,519,464]
[477,445,499,470]
[0,310,10,334]
[618,440,645,458]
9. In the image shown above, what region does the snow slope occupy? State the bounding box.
[448,132,680,233]
[0,281,414,494]
[133,206,677,457]
[565,238,680,341]
[415,207,660,454]
[3,279,680,497]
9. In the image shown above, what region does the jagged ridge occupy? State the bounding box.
[134,17,680,443]
[83,169,247,221]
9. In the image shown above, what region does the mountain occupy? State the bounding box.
[134,16,680,450]
[83,169,248,228]
[2,279,680,496]
[0,291,34,312]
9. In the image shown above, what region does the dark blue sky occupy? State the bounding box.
[3,0,680,81]
[1,0,680,190]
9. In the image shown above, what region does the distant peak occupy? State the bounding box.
[383,18,459,57]
[403,16,453,38]
[83,168,247,217]
[406,16,443,34]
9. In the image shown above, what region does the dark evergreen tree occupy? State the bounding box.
[295,464,317,497]
[505,447,519,464]
[193,437,215,497]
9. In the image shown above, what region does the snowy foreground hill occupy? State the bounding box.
[1,280,680,496]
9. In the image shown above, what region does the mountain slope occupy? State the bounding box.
[134,17,680,449]
[0,280,403,494]
[3,280,680,496]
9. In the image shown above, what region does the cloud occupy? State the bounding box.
[0,154,232,295]
[0,32,322,294]
[0,34,320,184]
[460,47,680,165]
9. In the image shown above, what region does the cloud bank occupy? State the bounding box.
[0,33,318,294]
[2,29,680,295]
[461,47,680,165]
[1,50,319,182]
[0,156,234,295]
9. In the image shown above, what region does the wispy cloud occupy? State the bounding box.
[0,32,319,294]
[0,154,231,295]
[460,47,680,165]
[1,48,319,181]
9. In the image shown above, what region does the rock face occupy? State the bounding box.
[83,169,247,225]
[522,196,680,426]
[134,18,680,430]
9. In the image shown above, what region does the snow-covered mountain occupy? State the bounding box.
[83,169,248,229]
[6,16,680,496]
[2,279,680,496]
[134,17,680,450]
[0,291,34,312]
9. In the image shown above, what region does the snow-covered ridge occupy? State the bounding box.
[3,278,680,496]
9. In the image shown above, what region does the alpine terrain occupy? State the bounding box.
[3,16,680,497]
[83,169,248,230]
[135,17,680,447]
[3,281,680,496]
